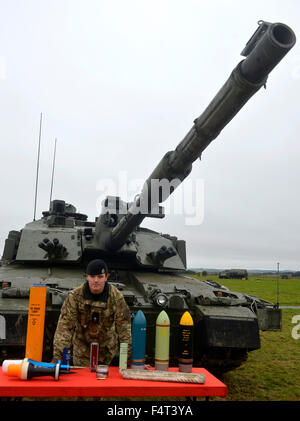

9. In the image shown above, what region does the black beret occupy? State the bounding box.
[86,259,108,275]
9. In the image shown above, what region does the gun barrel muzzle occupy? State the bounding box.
[241,22,296,83]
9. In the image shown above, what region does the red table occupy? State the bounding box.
[0,366,227,399]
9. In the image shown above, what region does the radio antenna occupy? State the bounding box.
[276,262,280,308]
[33,113,43,221]
[49,137,57,206]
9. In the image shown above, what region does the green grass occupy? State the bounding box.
[193,274,300,306]
[219,308,300,401]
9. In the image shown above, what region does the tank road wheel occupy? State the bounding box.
[200,348,248,375]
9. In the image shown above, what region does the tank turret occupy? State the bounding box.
[0,21,295,372]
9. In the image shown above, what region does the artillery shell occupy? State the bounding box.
[155,310,170,371]
[178,311,194,373]
[131,310,147,370]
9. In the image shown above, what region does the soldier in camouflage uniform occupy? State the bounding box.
[52,259,131,366]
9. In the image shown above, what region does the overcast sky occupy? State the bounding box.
[0,0,299,271]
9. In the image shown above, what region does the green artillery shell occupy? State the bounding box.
[178,311,194,373]
[155,310,170,371]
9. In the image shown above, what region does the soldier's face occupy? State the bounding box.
[86,273,108,294]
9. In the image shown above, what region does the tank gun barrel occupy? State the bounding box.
[107,21,295,250]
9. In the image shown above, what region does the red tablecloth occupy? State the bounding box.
[0,366,227,398]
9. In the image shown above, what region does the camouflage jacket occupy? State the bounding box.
[52,282,132,366]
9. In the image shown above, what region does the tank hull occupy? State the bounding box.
[0,264,280,373]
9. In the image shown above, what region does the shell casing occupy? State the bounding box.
[25,285,47,362]
[121,369,205,384]
[178,311,194,373]
[131,310,147,370]
[119,343,128,371]
[155,310,170,371]
[89,342,99,372]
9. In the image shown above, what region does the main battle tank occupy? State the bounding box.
[0,21,296,373]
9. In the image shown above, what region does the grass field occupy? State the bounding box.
[192,275,300,401]
[195,274,300,307]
